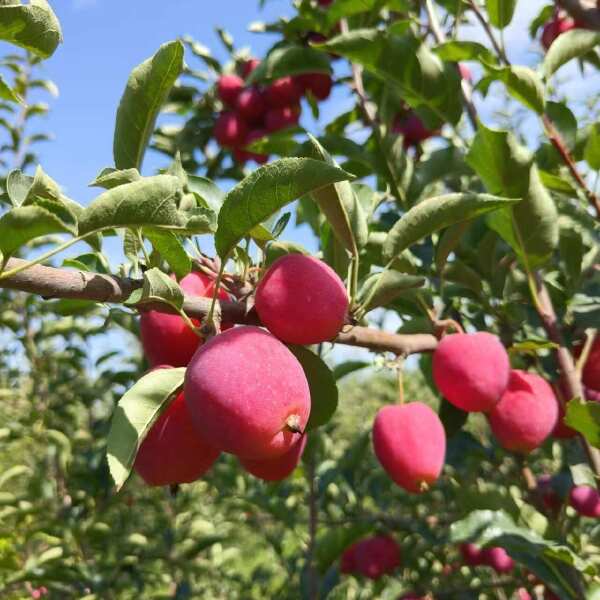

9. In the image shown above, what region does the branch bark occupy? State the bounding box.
[559,0,600,30]
[536,278,600,487]
[0,258,439,356]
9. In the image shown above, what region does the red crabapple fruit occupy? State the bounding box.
[240,435,307,481]
[217,74,244,107]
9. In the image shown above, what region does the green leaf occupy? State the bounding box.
[307,134,367,255]
[143,228,191,280]
[435,221,471,272]
[265,241,310,266]
[5,169,32,206]
[508,339,558,355]
[382,193,518,262]
[489,65,545,114]
[546,102,577,151]
[565,399,600,448]
[0,74,20,103]
[358,270,426,314]
[322,29,463,125]
[187,175,224,214]
[0,0,62,58]
[113,40,184,170]
[584,123,600,171]
[78,175,183,235]
[439,400,468,438]
[324,0,380,25]
[450,509,596,587]
[486,165,558,267]
[0,205,74,258]
[89,167,141,189]
[332,360,369,381]
[288,345,338,432]
[125,267,184,311]
[248,45,331,83]
[106,367,186,491]
[543,29,600,79]
[485,0,517,28]
[434,40,498,65]
[215,158,353,258]
[466,124,532,197]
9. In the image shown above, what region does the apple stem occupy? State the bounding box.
[285,414,303,434]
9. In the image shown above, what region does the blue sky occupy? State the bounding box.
[29,0,300,204]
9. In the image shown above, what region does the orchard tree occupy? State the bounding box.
[1,0,600,599]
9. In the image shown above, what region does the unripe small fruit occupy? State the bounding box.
[265,76,303,108]
[240,435,307,481]
[185,326,311,459]
[255,254,348,344]
[481,547,514,574]
[460,543,484,566]
[140,271,231,367]
[134,390,220,486]
[235,87,266,123]
[569,485,600,518]
[432,332,510,412]
[296,72,333,101]
[242,57,260,79]
[488,370,559,453]
[265,105,300,132]
[373,403,446,493]
[354,535,401,579]
[217,74,244,107]
[214,111,248,148]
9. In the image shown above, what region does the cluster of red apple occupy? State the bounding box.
[213,58,332,165]
[134,254,348,487]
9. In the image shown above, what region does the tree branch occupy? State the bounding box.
[535,278,600,487]
[0,258,439,356]
[559,0,600,30]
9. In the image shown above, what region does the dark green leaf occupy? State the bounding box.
[0,0,62,58]
[434,40,498,65]
[125,267,184,311]
[215,158,353,257]
[78,175,183,235]
[106,367,186,491]
[0,205,74,257]
[488,65,545,114]
[485,0,517,29]
[439,400,468,438]
[543,29,600,78]
[466,124,532,197]
[248,45,331,83]
[307,134,367,255]
[358,270,426,314]
[584,123,600,170]
[288,345,338,432]
[383,193,518,262]
[565,399,600,448]
[486,165,558,267]
[143,228,191,280]
[187,175,224,213]
[332,360,369,381]
[89,167,141,189]
[322,29,463,125]
[113,41,184,170]
[264,240,309,266]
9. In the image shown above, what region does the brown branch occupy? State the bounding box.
[543,115,600,219]
[536,278,600,487]
[0,258,439,356]
[559,0,600,30]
